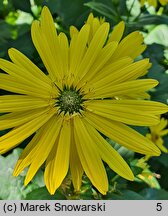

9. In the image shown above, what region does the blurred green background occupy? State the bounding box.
[0,0,168,200]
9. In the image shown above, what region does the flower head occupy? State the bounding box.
[0,7,168,195]
[146,117,168,154]
[140,0,168,8]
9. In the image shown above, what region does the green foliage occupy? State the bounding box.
[42,0,90,28]
[12,0,31,13]
[105,190,145,200]
[25,187,66,200]
[140,189,168,200]
[0,149,24,200]
[145,25,168,46]
[0,21,12,42]
[0,149,45,200]
[84,1,119,22]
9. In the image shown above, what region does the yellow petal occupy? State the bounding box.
[86,100,160,126]
[85,111,161,156]
[0,109,56,154]
[13,129,43,176]
[31,7,63,84]
[112,32,146,59]
[0,95,54,112]
[120,92,151,100]
[0,107,51,130]
[69,24,90,79]
[86,13,102,43]
[92,59,151,90]
[66,34,78,86]
[129,44,147,59]
[86,13,94,24]
[40,7,63,78]
[91,18,101,38]
[85,57,133,86]
[45,119,71,195]
[0,58,53,93]
[140,0,146,6]
[158,118,168,130]
[108,21,125,43]
[159,0,168,5]
[77,41,118,88]
[70,121,84,191]
[83,119,134,181]
[8,48,51,85]
[156,138,168,153]
[58,32,69,79]
[70,25,79,38]
[86,99,168,114]
[0,74,54,98]
[24,116,62,186]
[74,115,108,195]
[148,0,157,7]
[87,79,158,99]
[75,23,109,82]
[160,129,168,136]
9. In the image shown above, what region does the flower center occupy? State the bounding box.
[56,86,84,114]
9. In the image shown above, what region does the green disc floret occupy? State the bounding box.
[56,86,83,114]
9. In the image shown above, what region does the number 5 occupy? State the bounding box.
[156,203,162,211]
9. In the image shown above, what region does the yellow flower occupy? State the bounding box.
[0,7,168,195]
[140,0,168,7]
[146,117,168,153]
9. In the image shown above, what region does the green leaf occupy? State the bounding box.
[145,25,168,47]
[0,148,45,200]
[140,188,168,199]
[84,1,119,21]
[126,0,141,18]
[12,0,31,13]
[130,125,148,136]
[150,153,168,190]
[0,1,3,11]
[4,30,34,59]
[106,138,134,159]
[25,187,66,200]
[136,170,161,189]
[0,0,14,15]
[106,190,145,200]
[0,20,33,58]
[0,20,13,43]
[118,0,128,16]
[143,44,168,103]
[151,91,168,104]
[43,0,90,28]
[130,15,168,27]
[0,149,24,200]
[154,152,168,168]
[141,15,168,25]
[131,166,143,176]
[143,44,165,63]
